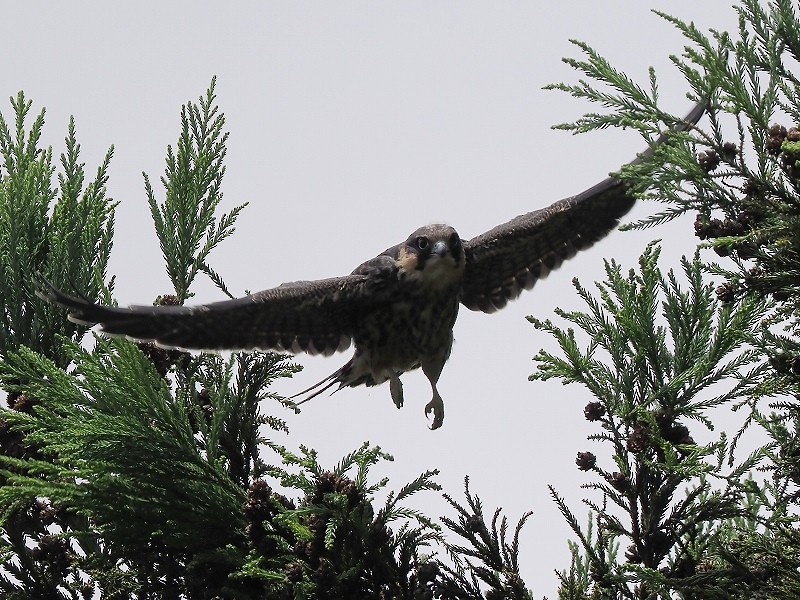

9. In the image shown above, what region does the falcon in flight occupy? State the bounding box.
[40,105,703,429]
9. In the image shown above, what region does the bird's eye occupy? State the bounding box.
[450,233,461,249]
[416,236,429,250]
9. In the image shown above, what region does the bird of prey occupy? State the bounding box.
[39,104,703,429]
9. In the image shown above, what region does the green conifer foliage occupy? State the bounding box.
[0,91,114,367]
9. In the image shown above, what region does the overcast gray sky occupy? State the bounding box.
[5,2,745,596]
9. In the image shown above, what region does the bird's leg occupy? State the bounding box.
[421,339,450,430]
[389,374,404,409]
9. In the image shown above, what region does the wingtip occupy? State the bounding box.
[32,272,58,303]
[33,274,104,326]
[626,101,705,167]
[661,101,706,140]
[683,102,706,129]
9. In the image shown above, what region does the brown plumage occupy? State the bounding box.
[39,104,703,429]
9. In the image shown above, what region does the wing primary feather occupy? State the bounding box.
[460,103,704,313]
[36,274,366,355]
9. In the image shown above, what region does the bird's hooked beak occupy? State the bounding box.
[432,240,448,258]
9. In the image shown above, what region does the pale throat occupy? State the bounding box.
[398,249,464,289]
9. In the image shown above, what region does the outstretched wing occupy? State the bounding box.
[460,104,704,313]
[38,271,385,356]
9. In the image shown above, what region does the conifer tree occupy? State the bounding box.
[539,0,800,597]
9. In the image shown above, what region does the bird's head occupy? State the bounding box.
[397,224,465,286]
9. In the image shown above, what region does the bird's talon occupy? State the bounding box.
[425,397,444,430]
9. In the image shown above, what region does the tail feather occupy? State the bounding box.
[291,359,354,406]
